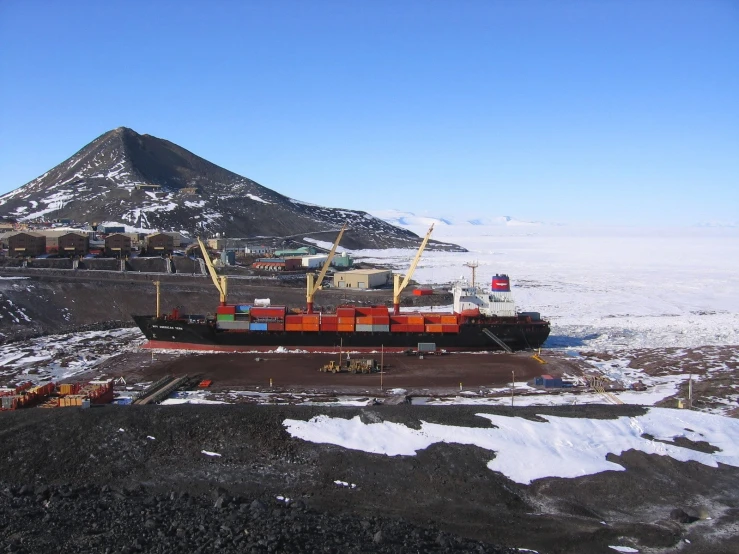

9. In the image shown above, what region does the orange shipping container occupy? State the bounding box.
[301,315,320,324]
[440,315,458,324]
[356,316,373,325]
[337,324,355,332]
[407,315,424,325]
[337,317,355,324]
[425,324,444,333]
[303,324,320,332]
[285,324,303,331]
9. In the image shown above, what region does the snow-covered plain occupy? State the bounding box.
[362,216,739,351]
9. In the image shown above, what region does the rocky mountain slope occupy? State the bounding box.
[0,127,463,251]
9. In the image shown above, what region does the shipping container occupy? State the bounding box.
[336,307,356,317]
[267,322,285,331]
[250,306,286,318]
[217,321,251,330]
[235,304,252,313]
[285,324,303,332]
[390,316,409,325]
[407,315,425,325]
[337,317,355,324]
[425,324,444,333]
[391,324,408,332]
[413,289,433,296]
[249,322,268,331]
[217,314,235,322]
[320,324,338,332]
[216,305,236,315]
[442,324,460,333]
[370,325,390,332]
[303,323,320,332]
[285,315,303,324]
[370,316,390,325]
[356,316,373,325]
[407,324,425,333]
[424,314,442,324]
[337,324,355,332]
[371,306,389,316]
[418,342,437,352]
[440,315,459,324]
[355,324,374,332]
[321,315,338,323]
[301,315,320,324]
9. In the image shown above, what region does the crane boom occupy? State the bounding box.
[393,224,434,314]
[197,236,227,305]
[306,223,347,313]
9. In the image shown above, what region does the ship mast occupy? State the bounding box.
[465,261,478,288]
[393,224,434,315]
[306,223,347,314]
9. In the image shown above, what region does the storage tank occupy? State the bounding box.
[491,274,511,292]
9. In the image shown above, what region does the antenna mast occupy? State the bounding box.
[464,261,479,288]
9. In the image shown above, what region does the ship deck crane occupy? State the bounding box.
[197,236,228,305]
[306,223,347,314]
[393,224,434,315]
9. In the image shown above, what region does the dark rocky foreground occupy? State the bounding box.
[1,405,738,554]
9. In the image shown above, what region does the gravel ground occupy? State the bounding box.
[2,405,738,554]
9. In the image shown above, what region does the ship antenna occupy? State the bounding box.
[464,261,478,288]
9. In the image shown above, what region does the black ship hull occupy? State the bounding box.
[133,315,550,352]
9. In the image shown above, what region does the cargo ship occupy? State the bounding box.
[133,226,550,352]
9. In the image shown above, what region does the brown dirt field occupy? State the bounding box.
[98,350,585,395]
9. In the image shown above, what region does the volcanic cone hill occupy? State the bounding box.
[0,127,463,250]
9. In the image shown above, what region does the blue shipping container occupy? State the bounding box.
[235,305,252,313]
[249,322,268,331]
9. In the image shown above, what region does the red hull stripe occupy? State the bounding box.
[140,340,479,353]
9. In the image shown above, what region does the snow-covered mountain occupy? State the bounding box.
[371,209,543,229]
[0,128,463,250]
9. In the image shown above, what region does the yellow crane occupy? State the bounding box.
[197,236,228,305]
[393,224,434,315]
[306,223,347,314]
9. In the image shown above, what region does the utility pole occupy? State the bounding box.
[154,280,161,318]
[511,370,515,408]
[380,345,384,391]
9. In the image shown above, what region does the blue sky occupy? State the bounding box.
[0,0,737,225]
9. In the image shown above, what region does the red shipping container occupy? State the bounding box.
[336,307,356,317]
[424,314,442,324]
[285,315,303,324]
[321,315,338,323]
[407,325,425,333]
[371,306,389,316]
[442,324,460,333]
[390,315,409,325]
[251,307,286,318]
[355,307,374,317]
[413,289,432,296]
[217,305,236,315]
[390,324,408,332]
[320,324,338,332]
[370,316,390,325]
[267,322,285,331]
